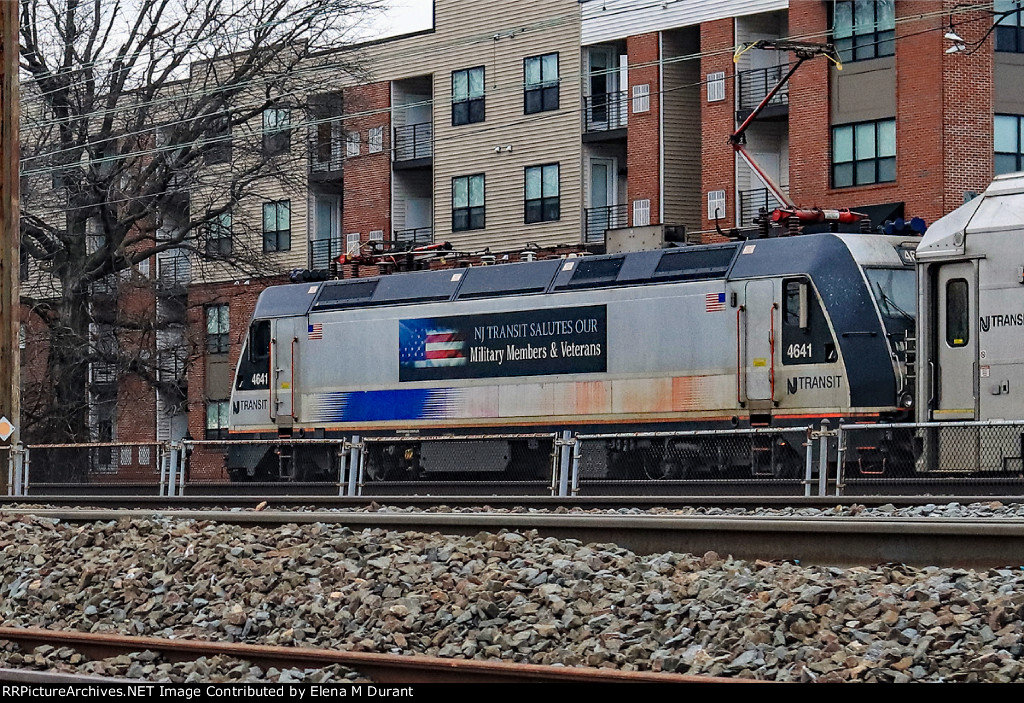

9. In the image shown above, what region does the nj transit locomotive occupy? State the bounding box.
[227,230,918,482]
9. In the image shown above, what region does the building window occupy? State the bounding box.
[346,131,361,158]
[833,0,895,63]
[832,119,895,188]
[369,126,384,153]
[525,164,560,224]
[204,115,232,165]
[996,114,1024,174]
[524,53,559,114]
[262,200,291,252]
[205,399,229,440]
[997,0,1024,52]
[452,67,485,126]
[262,107,290,156]
[452,174,485,231]
[203,211,232,256]
[205,304,229,355]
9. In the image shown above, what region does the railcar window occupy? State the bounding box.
[946,279,970,348]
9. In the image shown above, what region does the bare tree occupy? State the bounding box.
[17,0,380,443]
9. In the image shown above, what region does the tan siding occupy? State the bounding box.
[661,28,702,231]
[583,0,788,44]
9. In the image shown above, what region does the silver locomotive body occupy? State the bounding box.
[228,233,915,481]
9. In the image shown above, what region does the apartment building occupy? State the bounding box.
[22,1,1020,479]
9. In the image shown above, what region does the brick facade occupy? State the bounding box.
[342,81,392,246]
[700,18,735,235]
[626,32,661,226]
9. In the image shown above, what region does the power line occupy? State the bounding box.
[19,2,993,208]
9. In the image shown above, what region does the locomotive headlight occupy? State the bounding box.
[899,391,914,409]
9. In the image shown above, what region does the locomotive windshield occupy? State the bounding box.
[864,267,916,337]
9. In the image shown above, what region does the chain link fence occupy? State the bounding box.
[10,420,1024,497]
[12,442,165,495]
[840,421,1024,495]
[573,427,816,496]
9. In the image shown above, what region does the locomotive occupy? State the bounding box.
[227,226,920,482]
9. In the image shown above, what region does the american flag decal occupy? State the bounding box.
[401,325,467,368]
[705,292,726,312]
[307,323,323,340]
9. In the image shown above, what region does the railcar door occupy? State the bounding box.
[931,262,978,421]
[743,279,778,404]
[270,317,302,425]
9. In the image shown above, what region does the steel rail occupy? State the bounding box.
[3,507,1024,567]
[0,628,744,684]
[0,494,1015,511]
[0,667,127,684]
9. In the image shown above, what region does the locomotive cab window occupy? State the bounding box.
[236,320,271,391]
[946,279,970,348]
[782,278,837,365]
[249,320,271,361]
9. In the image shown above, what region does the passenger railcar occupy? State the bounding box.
[227,231,918,481]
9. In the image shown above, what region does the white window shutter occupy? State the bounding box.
[708,190,726,220]
[633,199,651,227]
[707,72,726,103]
[346,232,361,254]
[346,132,360,158]
[369,127,383,154]
[631,84,650,113]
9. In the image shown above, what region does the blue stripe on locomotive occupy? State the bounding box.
[311,388,457,422]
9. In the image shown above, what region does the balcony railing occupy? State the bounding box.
[393,226,434,246]
[155,257,190,295]
[309,237,344,269]
[739,187,788,227]
[583,91,628,133]
[737,66,789,112]
[393,122,433,162]
[584,204,629,244]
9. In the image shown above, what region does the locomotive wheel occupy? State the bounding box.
[643,453,683,480]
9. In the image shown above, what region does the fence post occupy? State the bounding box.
[5,446,12,497]
[804,427,814,498]
[557,431,572,497]
[14,446,24,496]
[337,441,347,497]
[570,436,582,496]
[167,443,179,498]
[177,442,186,496]
[351,435,363,497]
[835,426,846,497]
[818,419,830,497]
[158,446,167,497]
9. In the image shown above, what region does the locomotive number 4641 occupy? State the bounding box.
[787,343,813,359]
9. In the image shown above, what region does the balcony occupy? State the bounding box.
[155,257,190,296]
[737,66,789,117]
[583,91,628,137]
[393,123,432,167]
[393,226,434,246]
[584,204,628,245]
[309,236,344,270]
[739,187,788,227]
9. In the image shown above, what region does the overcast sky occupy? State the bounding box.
[373,0,434,38]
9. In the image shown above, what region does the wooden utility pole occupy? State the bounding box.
[0,0,21,481]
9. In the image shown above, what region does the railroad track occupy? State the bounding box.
[0,628,739,684]
[1,494,1018,511]
[3,506,1024,567]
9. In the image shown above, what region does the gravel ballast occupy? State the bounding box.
[2,512,1024,682]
